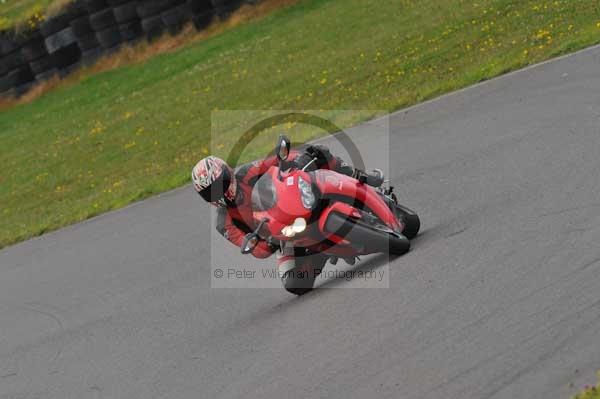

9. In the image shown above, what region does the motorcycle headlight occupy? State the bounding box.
[298,177,315,209]
[281,218,307,238]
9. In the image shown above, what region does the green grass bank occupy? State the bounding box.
[0,0,54,30]
[573,373,600,399]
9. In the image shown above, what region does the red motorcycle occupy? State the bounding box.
[241,136,420,294]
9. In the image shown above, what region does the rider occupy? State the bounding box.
[192,143,384,293]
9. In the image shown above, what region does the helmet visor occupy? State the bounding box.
[198,166,232,205]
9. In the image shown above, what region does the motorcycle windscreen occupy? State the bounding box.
[251,173,278,211]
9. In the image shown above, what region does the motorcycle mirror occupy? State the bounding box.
[241,233,259,254]
[275,135,291,161]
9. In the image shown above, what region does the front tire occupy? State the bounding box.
[281,271,315,296]
[280,250,326,296]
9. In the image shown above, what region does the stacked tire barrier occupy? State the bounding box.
[42,3,84,79]
[0,0,253,98]
[0,31,35,96]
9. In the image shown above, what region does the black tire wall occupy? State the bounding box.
[0,0,252,97]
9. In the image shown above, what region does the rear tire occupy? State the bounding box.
[325,212,410,255]
[394,204,420,240]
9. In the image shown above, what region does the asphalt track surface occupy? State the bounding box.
[2,46,600,399]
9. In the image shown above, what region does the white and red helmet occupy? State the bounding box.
[192,156,237,207]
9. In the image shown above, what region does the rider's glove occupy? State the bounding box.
[304,145,332,168]
[250,240,276,259]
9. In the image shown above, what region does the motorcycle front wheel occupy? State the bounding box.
[280,251,327,296]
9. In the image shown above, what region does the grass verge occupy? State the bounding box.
[1,0,600,248]
[573,373,600,399]
[1,0,299,107]
[0,0,64,31]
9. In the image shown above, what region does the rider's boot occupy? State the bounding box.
[353,168,385,187]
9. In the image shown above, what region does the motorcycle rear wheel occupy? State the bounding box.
[393,204,420,240]
[325,213,410,255]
